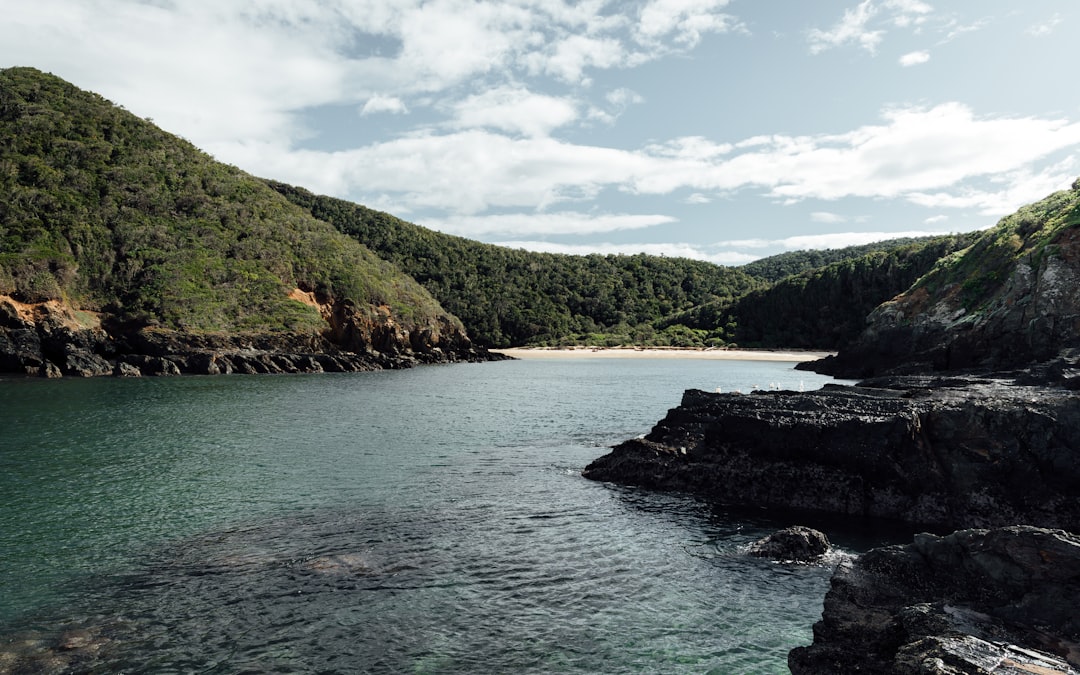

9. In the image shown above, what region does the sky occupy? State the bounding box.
[3,1,1080,265]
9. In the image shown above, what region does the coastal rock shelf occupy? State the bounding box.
[0,295,499,377]
[789,526,1080,674]
[583,375,1080,532]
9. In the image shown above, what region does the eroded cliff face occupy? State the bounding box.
[583,377,1080,532]
[810,182,1080,378]
[0,293,489,377]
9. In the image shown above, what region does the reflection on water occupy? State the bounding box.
[1,358,888,673]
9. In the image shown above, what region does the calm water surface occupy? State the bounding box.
[1,358,901,673]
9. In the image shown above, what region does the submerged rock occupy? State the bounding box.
[583,376,1080,531]
[746,526,831,563]
[788,526,1080,674]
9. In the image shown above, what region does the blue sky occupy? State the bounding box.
[4,0,1079,263]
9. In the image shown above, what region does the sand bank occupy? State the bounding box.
[491,347,832,362]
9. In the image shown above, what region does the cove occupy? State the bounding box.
[1,358,904,673]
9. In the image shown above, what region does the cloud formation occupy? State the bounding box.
[808,0,933,54]
[899,50,930,66]
[2,1,1076,261]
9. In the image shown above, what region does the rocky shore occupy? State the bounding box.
[583,363,1080,532]
[789,526,1080,673]
[0,295,501,378]
[584,355,1080,672]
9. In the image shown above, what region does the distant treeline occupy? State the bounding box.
[740,237,942,283]
[665,235,977,349]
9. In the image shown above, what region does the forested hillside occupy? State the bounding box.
[813,180,1080,376]
[0,66,985,363]
[662,234,976,349]
[0,67,450,336]
[269,181,764,348]
[740,237,941,283]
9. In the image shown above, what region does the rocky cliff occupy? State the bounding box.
[808,181,1080,378]
[0,292,490,377]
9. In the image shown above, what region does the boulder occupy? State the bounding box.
[747,526,831,562]
[61,348,113,377]
[789,526,1080,674]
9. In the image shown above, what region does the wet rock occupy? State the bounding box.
[789,526,1080,674]
[120,354,181,376]
[894,634,1076,674]
[61,348,112,377]
[113,361,142,377]
[747,526,830,562]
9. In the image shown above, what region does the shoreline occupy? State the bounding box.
[491,347,833,362]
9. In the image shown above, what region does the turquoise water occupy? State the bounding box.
[1,358,893,673]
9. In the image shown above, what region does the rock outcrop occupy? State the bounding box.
[583,376,1080,532]
[0,294,499,377]
[789,526,1080,674]
[746,526,831,563]
[807,181,1080,379]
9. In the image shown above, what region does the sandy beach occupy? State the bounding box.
[491,347,833,362]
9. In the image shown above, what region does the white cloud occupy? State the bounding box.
[899,50,930,66]
[221,99,1080,228]
[422,211,674,237]
[811,212,848,224]
[446,87,578,137]
[0,0,735,152]
[906,159,1079,215]
[699,104,1080,208]
[884,0,932,27]
[686,193,712,204]
[774,230,948,250]
[361,95,408,116]
[1026,13,1063,37]
[809,0,935,54]
[637,0,741,47]
[924,214,949,225]
[490,240,760,266]
[808,0,883,54]
[607,87,645,108]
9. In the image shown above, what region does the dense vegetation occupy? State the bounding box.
[0,67,449,334]
[740,237,939,283]
[273,181,982,349]
[0,67,991,353]
[269,182,765,348]
[660,235,976,349]
[910,180,1080,312]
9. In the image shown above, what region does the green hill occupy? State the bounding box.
[674,234,976,350]
[812,180,1080,376]
[268,181,765,348]
[740,237,950,283]
[0,67,474,375]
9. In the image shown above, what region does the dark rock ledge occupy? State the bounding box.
[0,296,506,378]
[583,374,1080,533]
